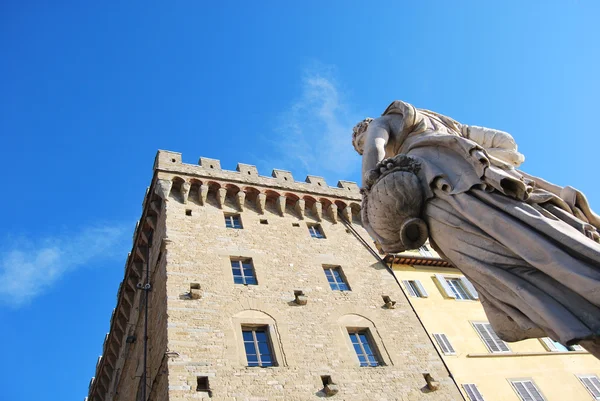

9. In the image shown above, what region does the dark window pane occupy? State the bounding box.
[233,276,245,284]
[244,342,256,354]
[368,355,379,366]
[350,333,360,344]
[245,277,257,285]
[358,355,367,366]
[337,282,349,291]
[258,341,270,355]
[255,331,267,342]
[242,331,254,341]
[261,355,273,366]
[353,343,363,354]
[242,262,252,269]
[247,361,259,367]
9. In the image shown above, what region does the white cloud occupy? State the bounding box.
[0,224,129,307]
[263,65,364,184]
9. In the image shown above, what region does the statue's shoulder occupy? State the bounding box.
[382,100,415,117]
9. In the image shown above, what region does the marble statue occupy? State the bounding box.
[353,100,600,358]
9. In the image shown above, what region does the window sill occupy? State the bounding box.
[467,351,588,358]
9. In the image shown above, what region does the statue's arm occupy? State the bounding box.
[462,125,525,167]
[362,120,390,187]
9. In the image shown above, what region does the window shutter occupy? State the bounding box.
[473,323,510,353]
[402,280,417,297]
[433,333,455,354]
[434,274,456,298]
[511,380,545,401]
[579,376,600,399]
[523,381,545,401]
[463,384,485,401]
[460,276,479,299]
[414,280,428,298]
[540,337,560,352]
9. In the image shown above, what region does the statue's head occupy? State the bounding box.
[352,117,374,155]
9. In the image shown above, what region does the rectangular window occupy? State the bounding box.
[578,375,600,400]
[433,333,456,355]
[446,278,471,300]
[539,337,570,352]
[472,322,510,353]
[348,330,380,367]
[435,274,479,300]
[418,245,433,257]
[225,214,243,229]
[231,259,257,285]
[510,380,545,401]
[324,266,350,291]
[402,280,428,298]
[463,384,485,401]
[242,326,275,367]
[308,223,325,238]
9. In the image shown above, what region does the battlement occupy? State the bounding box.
[154,150,361,200]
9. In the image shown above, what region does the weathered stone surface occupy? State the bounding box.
[354,100,600,359]
[87,151,462,401]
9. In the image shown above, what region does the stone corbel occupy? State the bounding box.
[155,179,172,200]
[295,199,305,220]
[199,185,208,205]
[294,290,307,305]
[277,196,287,216]
[342,206,353,223]
[257,193,267,214]
[217,188,227,208]
[180,181,191,204]
[328,204,338,223]
[312,201,323,222]
[236,191,246,211]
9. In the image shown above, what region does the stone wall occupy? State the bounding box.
[156,151,462,400]
[88,150,463,401]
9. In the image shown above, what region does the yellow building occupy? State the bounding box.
[389,245,600,401]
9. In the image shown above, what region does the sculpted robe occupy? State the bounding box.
[362,101,600,357]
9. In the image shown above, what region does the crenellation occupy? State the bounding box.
[154,150,361,201]
[198,156,221,170]
[305,175,328,187]
[87,150,464,401]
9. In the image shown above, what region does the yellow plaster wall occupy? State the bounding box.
[393,262,600,401]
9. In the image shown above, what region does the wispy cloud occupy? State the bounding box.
[263,64,363,184]
[0,224,129,307]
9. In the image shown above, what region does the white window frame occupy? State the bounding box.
[462,383,485,401]
[402,280,428,298]
[509,379,546,401]
[433,333,456,355]
[435,274,479,300]
[418,245,433,257]
[472,322,511,353]
[578,375,600,400]
[224,213,243,229]
[540,337,586,352]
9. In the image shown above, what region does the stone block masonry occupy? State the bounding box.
[86,150,463,401]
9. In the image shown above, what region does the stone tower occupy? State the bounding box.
[86,150,462,401]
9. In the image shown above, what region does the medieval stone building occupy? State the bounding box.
[85,150,462,401]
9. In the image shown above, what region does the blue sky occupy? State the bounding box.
[1,1,599,400]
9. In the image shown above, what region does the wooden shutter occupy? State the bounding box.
[402,280,417,297]
[414,280,428,297]
[460,276,479,299]
[433,333,456,355]
[579,376,600,399]
[511,380,545,401]
[463,384,485,401]
[473,323,510,353]
[434,274,456,298]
